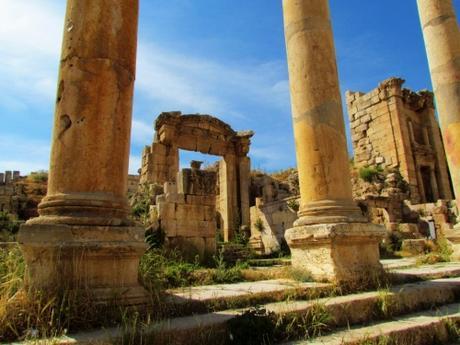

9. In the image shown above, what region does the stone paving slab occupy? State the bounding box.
[380,257,418,270]
[165,279,330,304]
[287,303,460,345]
[23,277,460,345]
[391,262,460,280]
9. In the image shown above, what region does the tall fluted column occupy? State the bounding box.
[283,0,365,226]
[417,0,460,226]
[282,0,385,283]
[18,0,147,304]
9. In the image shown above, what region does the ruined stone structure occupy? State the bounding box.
[417,0,460,225]
[18,0,147,304]
[154,161,217,263]
[347,78,453,204]
[248,171,298,254]
[282,0,385,282]
[141,111,253,242]
[250,196,298,255]
[0,171,24,215]
[127,174,140,196]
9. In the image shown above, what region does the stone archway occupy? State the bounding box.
[140,111,253,242]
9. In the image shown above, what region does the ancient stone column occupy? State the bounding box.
[417,0,460,226]
[18,0,147,304]
[282,0,385,282]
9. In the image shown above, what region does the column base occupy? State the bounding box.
[285,222,386,284]
[17,223,148,305]
[295,200,367,226]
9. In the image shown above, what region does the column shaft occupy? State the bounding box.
[282,0,364,225]
[417,0,460,213]
[18,0,147,304]
[282,0,385,283]
[32,0,139,226]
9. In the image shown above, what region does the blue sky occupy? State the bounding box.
[1,0,459,175]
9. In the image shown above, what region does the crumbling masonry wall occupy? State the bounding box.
[347,78,453,204]
[141,112,253,241]
[0,171,23,215]
[155,163,217,263]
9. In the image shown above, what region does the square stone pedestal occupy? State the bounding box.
[285,223,386,284]
[18,223,148,305]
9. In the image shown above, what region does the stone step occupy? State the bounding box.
[35,276,460,345]
[248,258,292,267]
[162,261,460,317]
[391,262,460,281]
[286,303,460,345]
[163,279,331,316]
[149,277,460,344]
[380,257,418,270]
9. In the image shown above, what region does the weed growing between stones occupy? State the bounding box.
[226,303,332,344]
[358,336,392,345]
[374,288,396,319]
[416,236,453,265]
[443,318,460,343]
[139,247,248,291]
[0,211,20,242]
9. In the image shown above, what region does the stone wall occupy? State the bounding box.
[127,174,140,196]
[250,196,298,255]
[140,112,253,241]
[347,78,453,204]
[155,163,217,263]
[0,171,25,215]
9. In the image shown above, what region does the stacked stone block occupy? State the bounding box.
[140,143,178,185]
[347,78,453,204]
[156,164,217,263]
[140,112,253,242]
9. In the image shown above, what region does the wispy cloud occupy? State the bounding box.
[0,0,62,108]
[0,0,292,175]
[135,43,289,121]
[131,119,153,146]
[0,135,50,174]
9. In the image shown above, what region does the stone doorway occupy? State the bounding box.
[421,166,435,203]
[140,111,253,242]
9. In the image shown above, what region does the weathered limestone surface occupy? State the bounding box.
[141,112,253,241]
[282,0,385,282]
[250,196,298,255]
[0,170,25,214]
[154,163,217,263]
[347,78,453,204]
[417,0,460,223]
[18,0,147,304]
[127,174,140,196]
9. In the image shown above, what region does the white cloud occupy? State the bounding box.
[131,119,153,145]
[0,0,62,107]
[0,135,50,174]
[0,0,293,174]
[136,43,290,120]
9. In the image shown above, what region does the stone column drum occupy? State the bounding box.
[417,0,460,227]
[18,0,147,304]
[282,0,385,282]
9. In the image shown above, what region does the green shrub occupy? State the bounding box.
[145,227,165,249]
[359,166,383,183]
[227,308,275,345]
[0,246,25,300]
[0,212,20,241]
[287,199,299,212]
[254,218,264,232]
[28,170,48,183]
